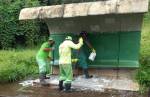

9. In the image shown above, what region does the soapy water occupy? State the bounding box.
[19,75,110,91]
[19,75,139,91]
[0,75,146,97]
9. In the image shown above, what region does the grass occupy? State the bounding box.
[0,49,38,83]
[136,11,150,93]
[141,12,150,57]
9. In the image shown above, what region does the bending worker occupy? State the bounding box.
[59,36,83,92]
[36,37,55,86]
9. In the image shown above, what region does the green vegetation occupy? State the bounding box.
[0,50,38,83]
[0,0,49,49]
[136,11,150,92]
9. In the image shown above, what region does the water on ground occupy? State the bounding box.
[0,75,147,97]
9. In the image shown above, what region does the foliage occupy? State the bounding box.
[0,49,38,83]
[136,10,150,93]
[0,0,41,49]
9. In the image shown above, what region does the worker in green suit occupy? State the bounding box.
[59,36,83,92]
[36,37,55,86]
[74,31,96,78]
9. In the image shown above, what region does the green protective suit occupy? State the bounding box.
[36,42,52,74]
[59,38,83,84]
[73,47,88,69]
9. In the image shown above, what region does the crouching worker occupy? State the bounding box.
[58,36,83,92]
[36,37,55,86]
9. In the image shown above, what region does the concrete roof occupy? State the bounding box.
[19,0,149,20]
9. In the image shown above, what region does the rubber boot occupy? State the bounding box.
[64,83,71,93]
[83,69,93,79]
[39,73,49,86]
[59,80,64,91]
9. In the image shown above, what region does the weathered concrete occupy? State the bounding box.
[46,14,143,33]
[50,68,139,91]
[19,0,148,20]
[52,67,137,80]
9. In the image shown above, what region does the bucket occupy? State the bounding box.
[89,52,96,61]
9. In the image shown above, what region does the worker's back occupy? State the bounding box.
[59,40,72,65]
[59,36,83,64]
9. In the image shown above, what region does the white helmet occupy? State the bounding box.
[65,36,72,41]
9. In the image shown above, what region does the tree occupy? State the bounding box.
[0,0,40,49]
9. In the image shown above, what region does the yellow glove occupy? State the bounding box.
[79,37,83,44]
[72,59,79,63]
[92,48,96,53]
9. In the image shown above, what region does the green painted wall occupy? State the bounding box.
[51,31,141,68]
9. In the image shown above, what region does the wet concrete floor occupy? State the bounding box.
[0,83,147,97]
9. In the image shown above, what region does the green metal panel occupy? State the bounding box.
[118,32,141,67]
[87,33,119,67]
[51,31,141,68]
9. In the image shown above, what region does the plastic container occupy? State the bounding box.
[89,52,96,61]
